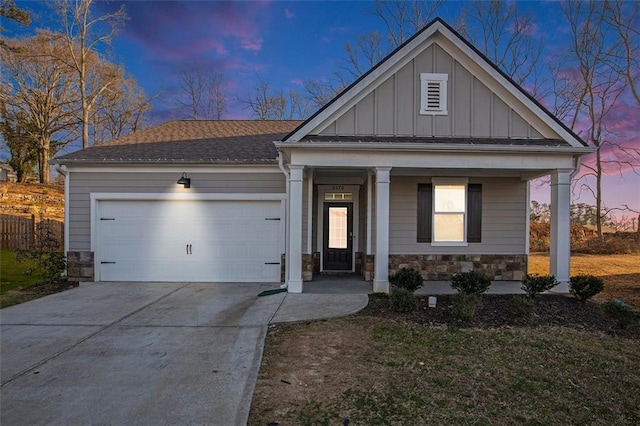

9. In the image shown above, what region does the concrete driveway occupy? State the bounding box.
[1,282,367,425]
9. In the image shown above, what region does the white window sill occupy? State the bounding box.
[430,242,469,247]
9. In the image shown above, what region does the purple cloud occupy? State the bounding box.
[285,8,295,19]
[121,1,270,60]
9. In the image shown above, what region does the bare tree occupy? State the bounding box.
[458,0,546,97]
[604,0,640,108]
[176,66,228,120]
[374,0,444,47]
[559,0,640,237]
[91,66,151,143]
[1,32,79,183]
[239,78,310,120]
[54,0,127,149]
[0,0,30,50]
[304,0,443,108]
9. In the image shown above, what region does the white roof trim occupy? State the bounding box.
[275,141,592,155]
[285,20,585,149]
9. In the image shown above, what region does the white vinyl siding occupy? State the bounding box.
[389,176,527,254]
[68,170,285,252]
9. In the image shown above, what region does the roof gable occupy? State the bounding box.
[284,18,586,148]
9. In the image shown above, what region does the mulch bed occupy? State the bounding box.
[360,293,640,339]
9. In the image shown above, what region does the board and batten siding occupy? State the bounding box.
[318,43,543,139]
[389,176,527,255]
[68,171,285,252]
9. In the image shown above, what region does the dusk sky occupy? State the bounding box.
[4,0,639,217]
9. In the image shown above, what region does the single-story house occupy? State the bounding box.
[52,18,591,293]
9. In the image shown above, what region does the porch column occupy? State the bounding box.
[287,165,304,293]
[550,169,571,292]
[374,167,391,293]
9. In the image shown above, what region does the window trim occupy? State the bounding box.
[431,178,468,246]
[419,73,448,115]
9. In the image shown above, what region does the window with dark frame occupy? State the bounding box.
[417,183,482,243]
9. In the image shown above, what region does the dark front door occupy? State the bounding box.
[323,203,353,271]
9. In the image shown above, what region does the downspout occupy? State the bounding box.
[278,150,289,289]
[54,164,70,274]
[570,154,582,180]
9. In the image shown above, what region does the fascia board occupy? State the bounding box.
[274,141,594,155]
[287,150,577,170]
[64,165,283,173]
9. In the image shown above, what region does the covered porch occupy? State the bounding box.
[278,143,579,294]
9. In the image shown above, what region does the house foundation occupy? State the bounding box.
[388,254,527,281]
[67,251,94,283]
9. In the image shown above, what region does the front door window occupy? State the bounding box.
[328,207,348,249]
[323,202,353,271]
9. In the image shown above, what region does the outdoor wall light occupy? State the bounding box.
[177,172,191,188]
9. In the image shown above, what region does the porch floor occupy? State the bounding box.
[304,275,526,295]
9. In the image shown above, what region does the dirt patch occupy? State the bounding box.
[0,280,78,309]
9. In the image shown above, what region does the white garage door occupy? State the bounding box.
[96,200,283,282]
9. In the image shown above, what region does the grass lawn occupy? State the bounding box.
[250,318,639,425]
[0,249,75,309]
[529,253,640,308]
[250,254,640,425]
[0,249,39,295]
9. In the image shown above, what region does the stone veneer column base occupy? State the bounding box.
[363,254,375,282]
[388,254,528,281]
[302,253,314,281]
[67,251,94,283]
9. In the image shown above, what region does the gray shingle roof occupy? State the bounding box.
[54,120,303,164]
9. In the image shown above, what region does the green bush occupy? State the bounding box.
[521,274,558,299]
[506,296,535,321]
[570,275,605,304]
[389,267,424,293]
[451,271,491,296]
[602,300,640,330]
[451,293,483,321]
[390,286,418,313]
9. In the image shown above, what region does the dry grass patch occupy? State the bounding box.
[250,317,640,425]
[529,254,640,308]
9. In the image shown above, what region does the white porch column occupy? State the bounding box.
[287,165,304,293]
[550,169,571,292]
[374,167,391,293]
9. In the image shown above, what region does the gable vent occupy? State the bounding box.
[420,73,448,115]
[426,82,442,109]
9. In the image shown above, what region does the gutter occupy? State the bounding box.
[53,163,66,176]
[274,141,594,155]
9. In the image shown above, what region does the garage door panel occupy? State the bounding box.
[97,200,282,282]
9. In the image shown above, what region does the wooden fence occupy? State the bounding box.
[0,214,64,251]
